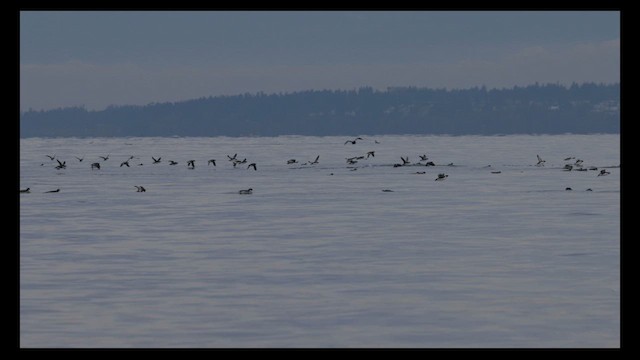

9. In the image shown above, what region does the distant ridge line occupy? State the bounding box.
[20,82,620,137]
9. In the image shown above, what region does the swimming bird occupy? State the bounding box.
[75,156,84,162]
[491,171,502,174]
[425,161,435,167]
[586,188,593,191]
[536,155,546,166]
[564,157,575,161]
[238,188,253,194]
[374,140,380,144]
[44,189,60,193]
[415,171,426,174]
[248,163,257,171]
[287,159,298,164]
[120,160,130,167]
[435,173,448,181]
[99,154,110,161]
[134,186,146,192]
[366,151,375,158]
[45,154,56,161]
[187,160,195,169]
[565,187,573,191]
[598,169,610,176]
[563,164,573,171]
[91,162,101,170]
[208,159,216,166]
[382,189,394,192]
[169,160,178,165]
[152,157,161,164]
[20,188,30,193]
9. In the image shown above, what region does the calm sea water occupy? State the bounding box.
[20,135,620,348]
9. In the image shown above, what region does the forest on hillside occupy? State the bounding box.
[20,82,620,137]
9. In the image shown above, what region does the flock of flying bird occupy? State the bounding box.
[20,137,616,194]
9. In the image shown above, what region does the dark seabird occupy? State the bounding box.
[208,159,216,166]
[248,163,257,171]
[287,159,298,164]
[45,154,56,161]
[435,173,448,181]
[598,169,610,176]
[120,160,130,167]
[134,186,146,192]
[366,151,375,158]
[563,164,573,171]
[536,155,546,166]
[99,154,110,161]
[425,161,435,167]
[415,171,426,174]
[586,188,593,191]
[374,140,380,144]
[419,155,429,161]
[152,157,162,164]
[491,171,502,174]
[564,157,575,161]
[400,156,410,166]
[565,187,573,191]
[382,189,394,192]
[309,155,320,164]
[187,160,195,168]
[227,154,238,161]
[91,162,101,170]
[238,188,253,194]
[55,160,66,169]
[75,156,84,162]
[169,160,178,165]
[20,188,30,193]
[344,137,363,145]
[44,189,60,193]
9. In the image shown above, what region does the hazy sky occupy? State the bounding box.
[20,11,620,111]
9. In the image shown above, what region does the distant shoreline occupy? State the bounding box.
[20,83,620,138]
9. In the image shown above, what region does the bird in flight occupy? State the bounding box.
[344,137,364,145]
[134,186,146,192]
[248,163,257,171]
[536,155,546,166]
[309,155,320,164]
[152,157,162,164]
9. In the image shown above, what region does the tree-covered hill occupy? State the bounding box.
[20,82,620,137]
